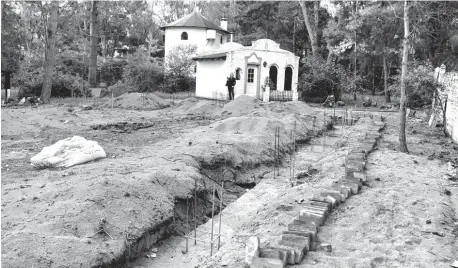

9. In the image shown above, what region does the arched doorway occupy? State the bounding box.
[269,65,278,90]
[284,67,293,91]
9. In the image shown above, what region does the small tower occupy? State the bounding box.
[161,11,231,74]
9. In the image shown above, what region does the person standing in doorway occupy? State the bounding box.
[226,72,236,100]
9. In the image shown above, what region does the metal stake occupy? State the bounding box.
[185,197,189,253]
[194,179,197,245]
[210,185,216,256]
[218,182,223,250]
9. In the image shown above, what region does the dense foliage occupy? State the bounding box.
[1,1,457,103]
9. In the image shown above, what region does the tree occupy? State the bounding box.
[165,44,197,77]
[41,1,59,103]
[399,0,409,153]
[88,1,98,87]
[299,1,319,57]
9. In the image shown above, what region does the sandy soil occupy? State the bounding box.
[1,95,321,268]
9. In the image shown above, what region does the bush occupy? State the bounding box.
[16,64,90,99]
[165,44,197,77]
[123,51,164,92]
[103,81,133,98]
[98,60,127,87]
[298,56,346,103]
[388,61,437,108]
[158,75,195,93]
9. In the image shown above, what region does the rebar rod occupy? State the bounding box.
[210,185,215,256]
[194,179,197,245]
[185,197,189,253]
[218,181,223,250]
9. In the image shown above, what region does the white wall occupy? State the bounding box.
[229,48,299,99]
[195,60,229,99]
[194,40,300,101]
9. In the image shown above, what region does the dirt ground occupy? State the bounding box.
[130,111,457,268]
[1,94,322,268]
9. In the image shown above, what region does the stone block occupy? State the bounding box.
[311,195,336,210]
[284,228,317,243]
[346,160,366,172]
[280,233,310,252]
[300,204,329,216]
[319,191,343,204]
[319,243,332,252]
[298,210,325,226]
[346,152,366,161]
[303,200,332,213]
[250,256,285,268]
[338,180,361,194]
[274,244,302,264]
[331,184,352,199]
[259,247,288,264]
[290,220,319,232]
[245,236,260,266]
[352,171,367,182]
[350,148,367,156]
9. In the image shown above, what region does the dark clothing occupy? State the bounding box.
[226,77,236,100]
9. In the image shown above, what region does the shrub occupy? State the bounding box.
[123,50,164,92]
[16,64,90,98]
[165,44,197,77]
[103,81,133,98]
[298,56,346,103]
[158,75,195,93]
[98,60,127,87]
[388,61,437,108]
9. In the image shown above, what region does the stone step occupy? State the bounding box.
[280,233,310,252]
[250,256,285,268]
[259,247,289,265]
[298,210,326,226]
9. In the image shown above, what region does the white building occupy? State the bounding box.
[161,12,299,102]
[160,11,231,72]
[193,39,300,101]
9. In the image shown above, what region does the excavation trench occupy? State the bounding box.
[124,120,358,267]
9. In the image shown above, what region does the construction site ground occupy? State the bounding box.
[1,93,457,268]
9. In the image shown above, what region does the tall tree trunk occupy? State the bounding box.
[371,61,375,95]
[41,1,59,103]
[383,54,391,103]
[353,0,358,101]
[101,35,107,61]
[88,1,98,87]
[293,20,296,55]
[399,0,409,153]
[299,1,319,57]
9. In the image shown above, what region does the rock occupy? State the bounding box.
[319,243,332,252]
[336,101,345,107]
[245,236,260,266]
[371,101,377,107]
[81,105,93,110]
[426,219,431,224]
[451,260,458,268]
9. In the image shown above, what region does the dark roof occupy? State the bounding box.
[160,11,230,34]
[192,52,227,61]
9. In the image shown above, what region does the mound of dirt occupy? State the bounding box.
[266,100,315,115]
[104,93,170,110]
[174,98,222,117]
[221,95,263,117]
